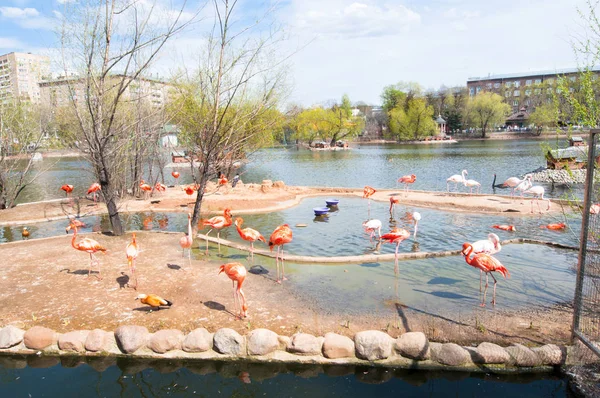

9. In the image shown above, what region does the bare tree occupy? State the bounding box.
[170,0,289,228]
[0,100,46,209]
[58,0,198,235]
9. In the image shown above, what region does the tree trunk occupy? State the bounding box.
[190,170,209,234]
[100,177,124,235]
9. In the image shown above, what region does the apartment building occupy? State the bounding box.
[466,66,600,113]
[0,52,51,103]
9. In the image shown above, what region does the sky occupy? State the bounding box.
[0,0,593,106]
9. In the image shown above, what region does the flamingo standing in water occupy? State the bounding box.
[461,243,510,307]
[389,196,400,214]
[126,233,139,289]
[234,217,266,263]
[469,233,501,292]
[219,262,248,318]
[524,185,551,214]
[397,174,416,195]
[412,212,421,238]
[380,227,411,274]
[269,224,293,283]
[362,219,382,242]
[68,222,107,279]
[201,208,233,254]
[87,183,101,204]
[363,186,376,214]
[179,213,193,265]
[447,170,467,192]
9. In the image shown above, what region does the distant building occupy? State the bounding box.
[466,66,600,114]
[0,52,51,103]
[38,74,173,109]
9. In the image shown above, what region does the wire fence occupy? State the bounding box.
[572,129,600,356]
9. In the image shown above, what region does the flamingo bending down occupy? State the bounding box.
[201,208,233,254]
[463,178,481,194]
[389,196,400,214]
[362,219,382,242]
[447,170,468,192]
[135,294,172,311]
[461,243,510,307]
[412,212,421,238]
[179,213,193,265]
[492,225,516,232]
[269,224,293,283]
[126,233,139,289]
[219,262,248,318]
[235,217,266,263]
[469,233,502,292]
[524,185,551,213]
[380,228,411,274]
[68,222,107,279]
[87,183,101,204]
[397,174,416,195]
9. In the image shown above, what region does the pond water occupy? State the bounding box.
[0,357,570,397]
[14,139,576,204]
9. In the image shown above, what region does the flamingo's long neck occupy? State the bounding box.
[71,226,79,250]
[463,244,474,265]
[462,170,467,180]
[187,217,192,239]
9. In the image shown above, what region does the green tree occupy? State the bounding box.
[387,98,436,141]
[466,92,511,138]
[529,103,559,134]
[381,84,406,113]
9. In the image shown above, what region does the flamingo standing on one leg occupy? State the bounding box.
[380,227,411,274]
[447,170,467,192]
[461,243,510,307]
[201,208,233,254]
[234,217,266,263]
[412,211,421,238]
[468,233,502,292]
[269,224,293,283]
[126,232,139,289]
[397,174,416,195]
[362,219,382,242]
[87,183,101,205]
[219,262,248,318]
[389,196,400,214]
[524,185,551,214]
[68,222,107,279]
[363,186,376,214]
[179,213,193,265]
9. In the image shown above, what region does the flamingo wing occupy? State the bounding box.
[472,253,510,278]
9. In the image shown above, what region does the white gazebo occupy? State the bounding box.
[435,115,447,136]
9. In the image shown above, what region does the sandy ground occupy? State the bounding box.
[0,182,575,346]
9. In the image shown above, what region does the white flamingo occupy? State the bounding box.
[514,175,533,203]
[362,219,382,242]
[471,233,502,292]
[447,170,468,192]
[495,175,528,197]
[412,212,421,238]
[464,178,481,194]
[524,185,551,213]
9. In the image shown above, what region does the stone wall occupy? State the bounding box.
[0,325,568,372]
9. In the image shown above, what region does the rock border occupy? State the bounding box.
[0,325,568,373]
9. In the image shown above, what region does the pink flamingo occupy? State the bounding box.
[234,217,266,263]
[380,227,411,274]
[524,185,551,213]
[219,262,248,318]
[179,213,193,265]
[268,224,293,283]
[362,219,382,242]
[397,174,416,195]
[469,233,501,292]
[87,183,101,205]
[462,243,510,307]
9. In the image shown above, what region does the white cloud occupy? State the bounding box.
[0,37,25,49]
[291,1,421,39]
[0,6,39,18]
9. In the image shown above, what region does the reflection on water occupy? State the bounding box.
[12,140,580,204]
[0,356,569,397]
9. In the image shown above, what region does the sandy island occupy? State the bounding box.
[0,181,575,347]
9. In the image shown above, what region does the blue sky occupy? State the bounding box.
[0,0,592,106]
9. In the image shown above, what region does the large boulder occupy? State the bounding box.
[248,329,279,356]
[58,330,89,353]
[182,328,213,353]
[431,343,470,366]
[532,344,565,366]
[23,326,58,350]
[322,333,354,359]
[0,325,25,349]
[287,333,323,356]
[354,331,393,361]
[506,343,541,367]
[114,326,149,354]
[85,329,110,352]
[471,342,510,364]
[213,328,245,355]
[395,332,430,360]
[148,330,183,354]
